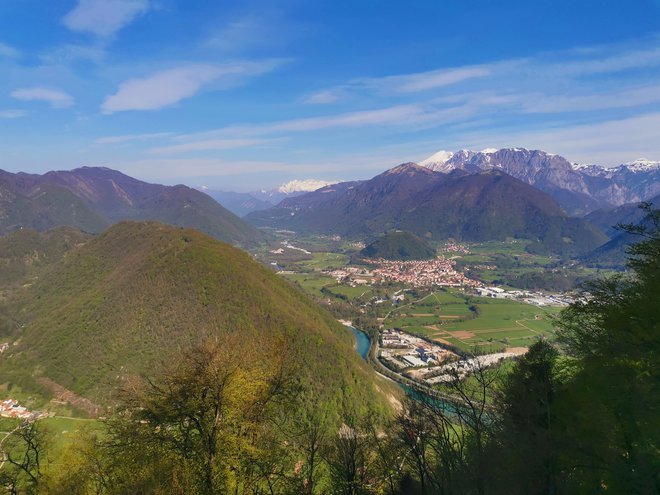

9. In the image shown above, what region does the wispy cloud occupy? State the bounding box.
[0,42,20,59]
[149,138,285,155]
[0,109,28,119]
[358,65,495,94]
[117,158,301,180]
[40,43,106,64]
[303,90,344,104]
[10,87,74,108]
[101,61,282,113]
[94,132,173,145]
[236,38,660,148]
[62,0,150,38]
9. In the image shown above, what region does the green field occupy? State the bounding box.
[280,272,336,297]
[384,289,562,352]
[293,252,349,271]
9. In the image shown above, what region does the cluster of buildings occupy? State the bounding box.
[0,399,34,419]
[378,329,526,386]
[379,329,458,373]
[326,266,374,286]
[476,287,571,306]
[269,240,312,255]
[366,257,481,288]
[423,351,525,384]
[442,241,470,254]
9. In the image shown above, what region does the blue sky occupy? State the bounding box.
[1,0,660,190]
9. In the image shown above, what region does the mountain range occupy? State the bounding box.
[247,163,608,256]
[420,148,660,215]
[0,167,261,246]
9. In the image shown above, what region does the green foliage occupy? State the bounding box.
[551,204,660,493]
[361,231,436,261]
[0,222,393,419]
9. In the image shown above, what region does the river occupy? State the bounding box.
[348,326,370,359]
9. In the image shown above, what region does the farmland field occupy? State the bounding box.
[384,289,562,352]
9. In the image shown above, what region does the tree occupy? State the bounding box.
[0,421,47,495]
[494,339,559,494]
[554,203,660,493]
[100,335,299,494]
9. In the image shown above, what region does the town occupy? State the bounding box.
[0,399,38,420]
[325,256,481,288]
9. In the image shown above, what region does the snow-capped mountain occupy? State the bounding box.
[197,178,341,217]
[277,179,338,194]
[418,147,660,214]
[574,158,660,177]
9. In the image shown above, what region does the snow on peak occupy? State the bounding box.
[481,148,498,154]
[278,179,337,194]
[419,150,454,166]
[625,158,660,171]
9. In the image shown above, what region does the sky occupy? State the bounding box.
[1,0,660,191]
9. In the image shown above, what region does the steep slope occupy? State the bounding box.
[361,231,436,260]
[0,167,262,246]
[420,148,660,214]
[247,164,607,256]
[0,222,390,413]
[0,226,91,287]
[584,194,660,238]
[0,171,108,234]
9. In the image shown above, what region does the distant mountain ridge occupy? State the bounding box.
[419,148,660,214]
[0,167,261,246]
[198,179,338,217]
[247,162,608,256]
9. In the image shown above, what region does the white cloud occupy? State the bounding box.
[520,85,660,113]
[62,0,150,38]
[304,90,343,104]
[94,132,173,145]
[115,158,301,180]
[149,138,284,155]
[0,109,27,119]
[0,42,20,59]
[10,87,74,108]
[362,65,493,93]
[40,43,106,64]
[101,61,281,113]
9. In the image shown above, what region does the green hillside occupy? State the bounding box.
[361,230,436,260]
[0,179,108,235]
[0,226,91,287]
[0,222,393,416]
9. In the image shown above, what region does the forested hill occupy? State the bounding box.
[0,221,393,413]
[361,230,436,260]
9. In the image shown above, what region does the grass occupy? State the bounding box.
[294,252,349,271]
[384,290,562,351]
[325,285,372,300]
[280,272,336,297]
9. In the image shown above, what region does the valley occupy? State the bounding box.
[251,230,593,395]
